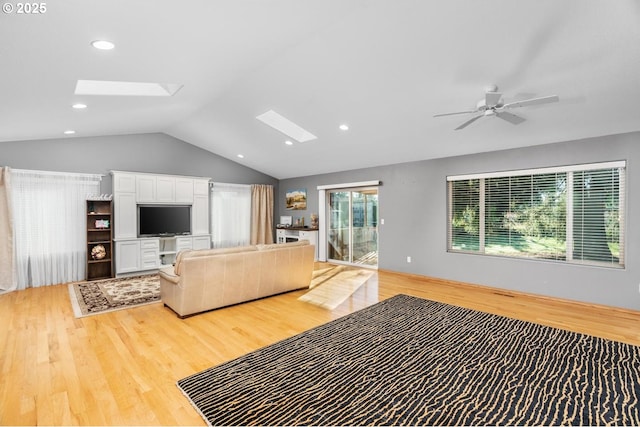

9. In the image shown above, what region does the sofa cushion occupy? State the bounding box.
[174,244,258,275]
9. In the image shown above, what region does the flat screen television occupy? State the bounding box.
[138,205,191,237]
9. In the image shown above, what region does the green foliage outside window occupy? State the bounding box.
[448,165,623,267]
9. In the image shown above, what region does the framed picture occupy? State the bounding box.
[286,188,307,210]
[95,219,110,229]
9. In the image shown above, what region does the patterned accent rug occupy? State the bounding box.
[298,265,375,309]
[68,274,160,318]
[178,294,640,426]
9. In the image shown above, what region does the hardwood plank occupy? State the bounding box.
[1,266,639,425]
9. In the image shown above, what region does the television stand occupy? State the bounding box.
[158,236,193,265]
[115,234,211,275]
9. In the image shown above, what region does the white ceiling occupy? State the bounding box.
[2,1,639,179]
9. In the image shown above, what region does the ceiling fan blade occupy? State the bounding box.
[485,91,502,107]
[496,111,525,125]
[455,114,483,130]
[433,109,478,118]
[502,95,559,109]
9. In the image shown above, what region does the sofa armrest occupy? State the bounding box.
[159,266,180,284]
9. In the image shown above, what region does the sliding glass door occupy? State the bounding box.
[327,188,378,267]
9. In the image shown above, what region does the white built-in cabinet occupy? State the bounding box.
[112,171,211,276]
[135,174,196,204]
[192,180,209,236]
[116,240,141,274]
[276,227,319,260]
[114,192,137,239]
[136,175,156,203]
[175,178,194,203]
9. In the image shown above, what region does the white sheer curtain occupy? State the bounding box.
[210,183,251,248]
[11,169,102,289]
[0,167,15,293]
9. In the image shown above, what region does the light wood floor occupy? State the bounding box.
[1,264,639,425]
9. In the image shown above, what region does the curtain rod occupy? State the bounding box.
[12,168,104,180]
[210,182,252,187]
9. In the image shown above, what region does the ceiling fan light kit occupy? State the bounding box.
[434,85,559,130]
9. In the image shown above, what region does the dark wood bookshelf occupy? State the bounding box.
[86,199,114,281]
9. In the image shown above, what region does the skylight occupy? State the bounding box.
[75,80,183,97]
[256,110,317,143]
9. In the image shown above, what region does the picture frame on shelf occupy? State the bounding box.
[95,219,110,229]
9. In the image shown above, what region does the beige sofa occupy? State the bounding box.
[159,240,315,317]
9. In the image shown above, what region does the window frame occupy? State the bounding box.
[447,161,626,268]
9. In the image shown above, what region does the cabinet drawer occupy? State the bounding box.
[140,244,159,269]
[141,248,158,259]
[176,237,192,251]
[140,259,159,269]
[140,239,159,249]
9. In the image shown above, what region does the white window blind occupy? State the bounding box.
[447,161,625,268]
[448,179,480,252]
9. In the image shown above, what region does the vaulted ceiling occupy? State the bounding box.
[2,1,639,179]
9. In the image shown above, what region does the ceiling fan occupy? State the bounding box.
[434,85,559,130]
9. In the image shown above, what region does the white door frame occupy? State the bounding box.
[316,180,380,263]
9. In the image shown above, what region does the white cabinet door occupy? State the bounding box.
[116,240,141,274]
[136,175,156,203]
[114,192,137,239]
[193,179,209,195]
[192,236,211,250]
[299,230,318,246]
[113,172,136,193]
[156,176,176,202]
[175,178,194,203]
[299,230,319,260]
[192,194,209,235]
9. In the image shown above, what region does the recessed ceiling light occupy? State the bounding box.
[256,110,317,143]
[91,40,115,50]
[237,154,244,159]
[285,140,293,146]
[339,124,349,131]
[75,80,183,97]
[64,130,76,135]
[72,103,87,109]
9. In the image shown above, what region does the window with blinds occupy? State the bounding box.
[447,161,625,268]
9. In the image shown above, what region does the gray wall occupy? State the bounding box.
[3,131,638,310]
[0,132,278,193]
[279,131,640,311]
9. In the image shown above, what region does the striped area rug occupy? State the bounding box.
[177,294,640,426]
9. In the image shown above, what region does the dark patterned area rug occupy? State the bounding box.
[178,294,640,426]
[68,274,160,318]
